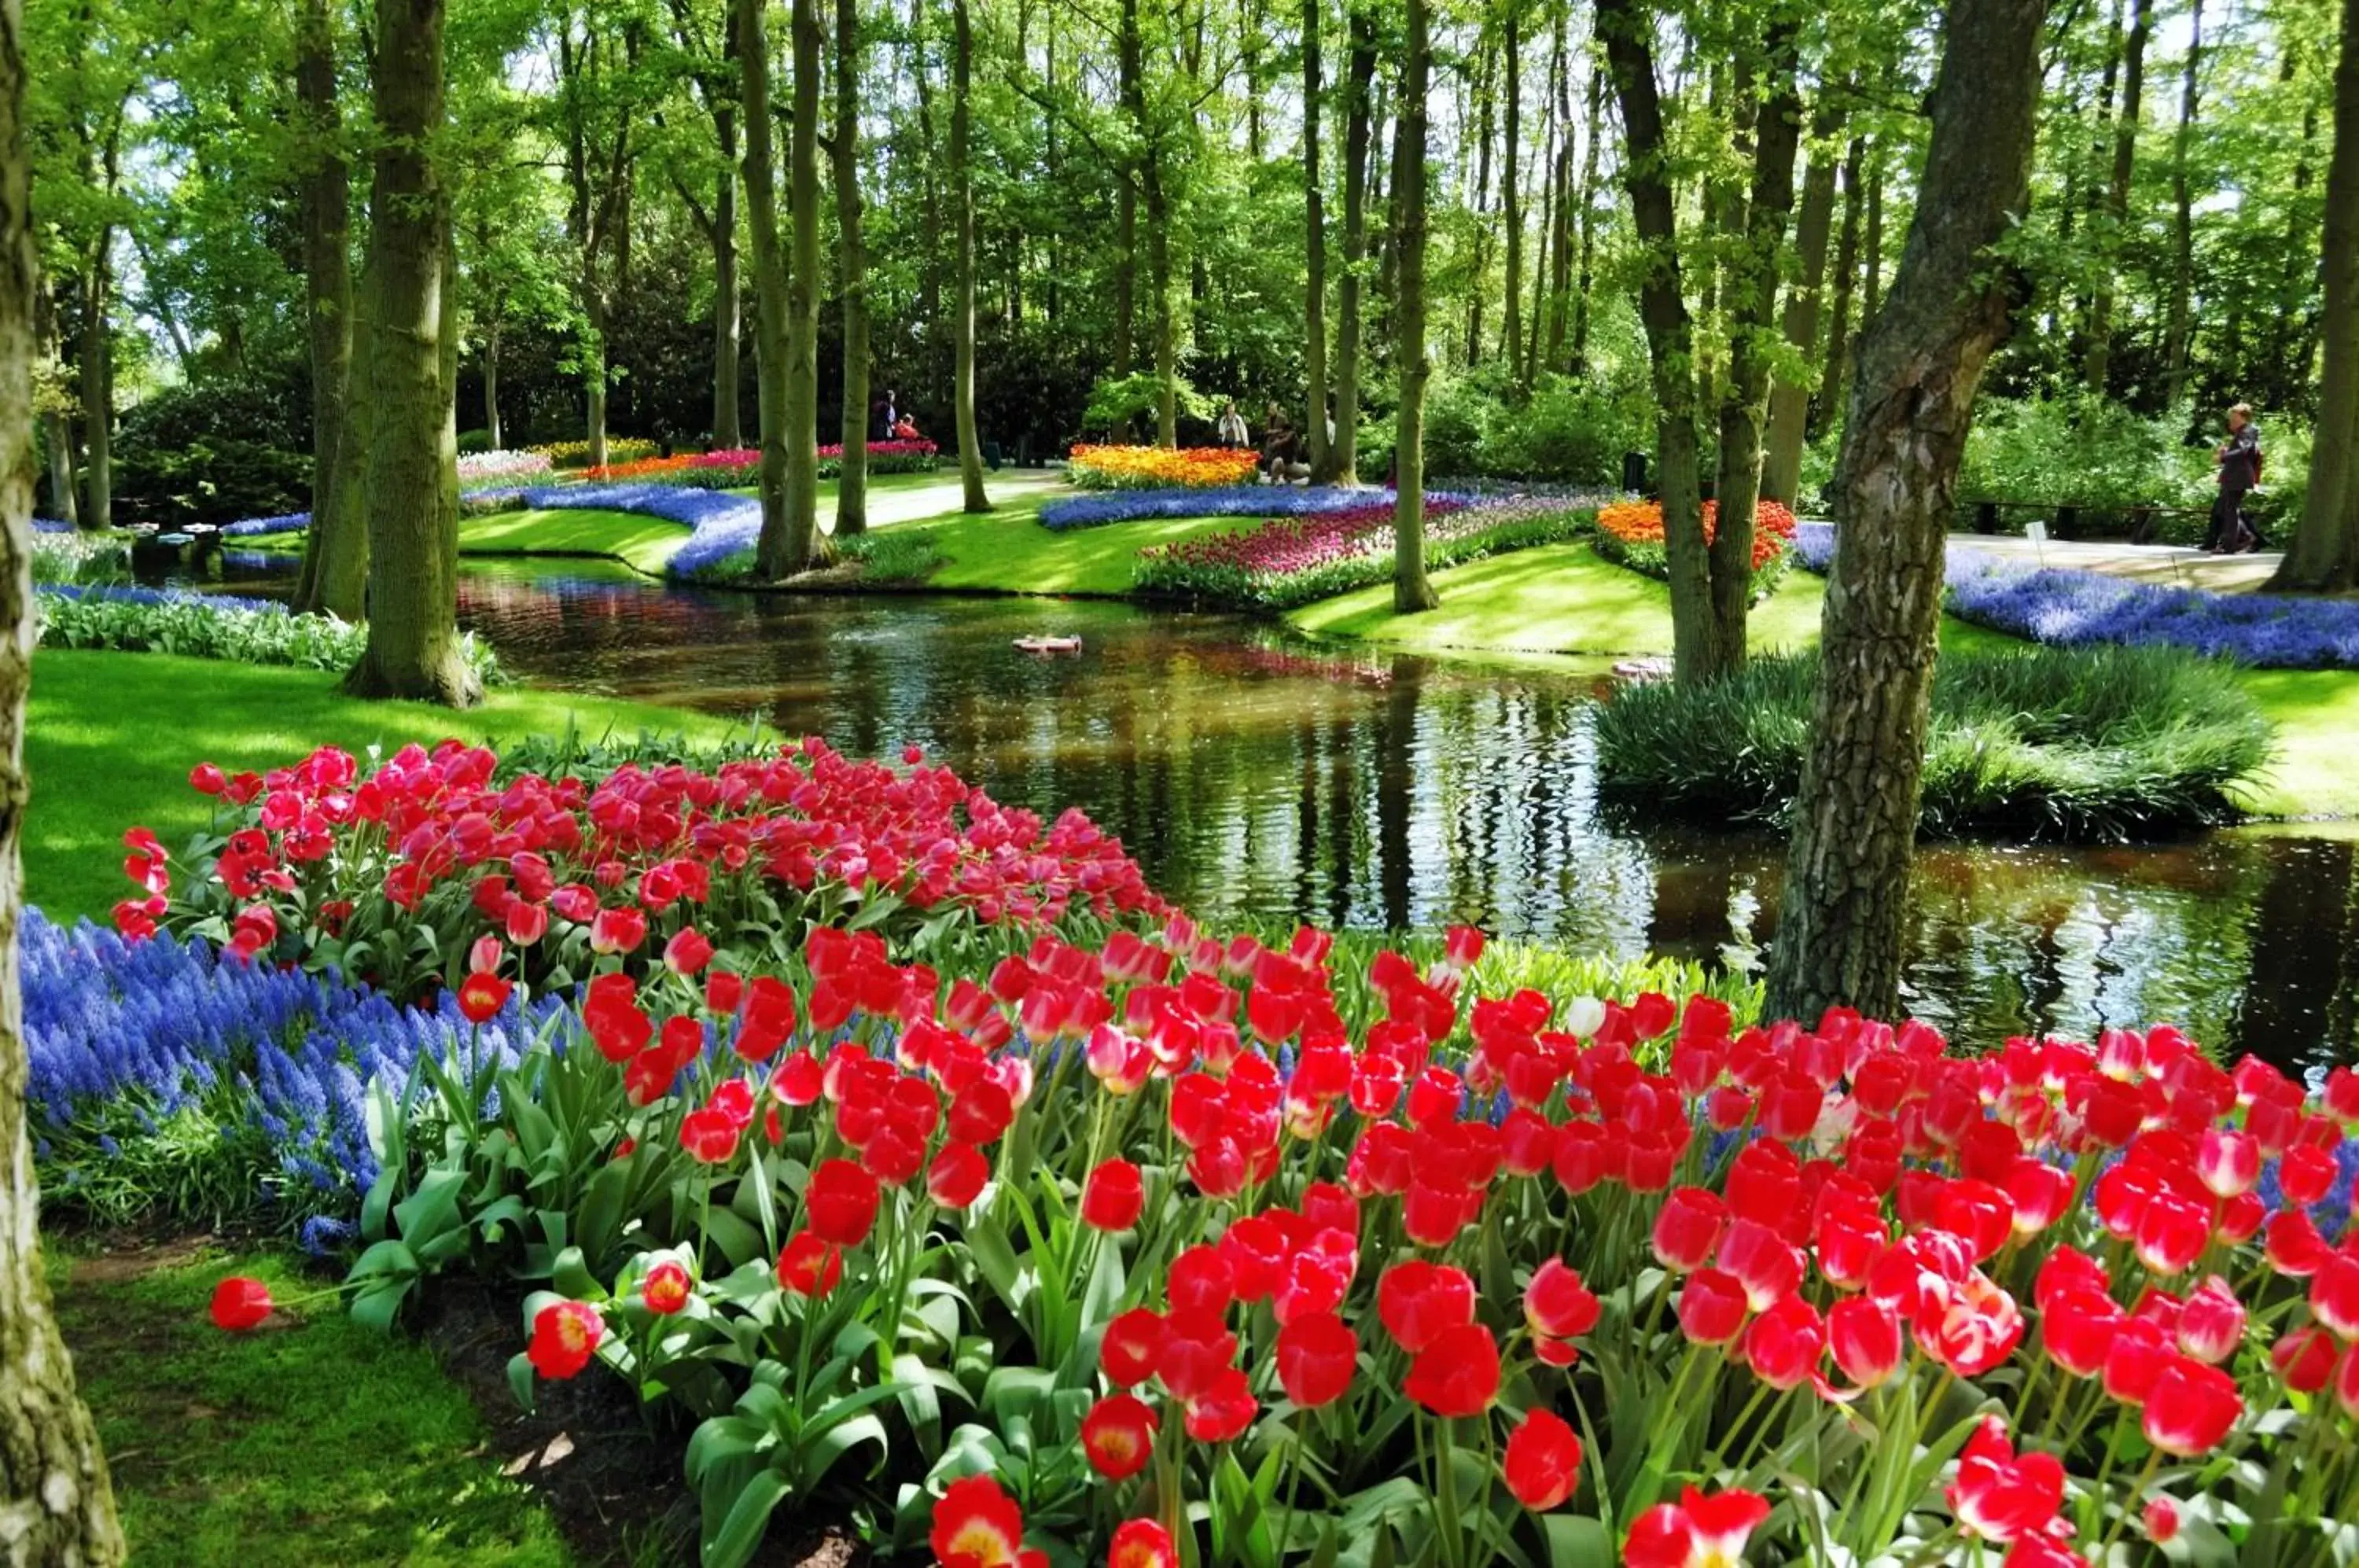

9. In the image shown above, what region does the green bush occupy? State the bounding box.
[1593,644,2273,841]
[113,377,312,531]
[36,591,508,684]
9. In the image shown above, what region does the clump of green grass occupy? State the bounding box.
[836,526,947,584]
[1594,644,2275,841]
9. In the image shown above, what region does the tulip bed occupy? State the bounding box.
[457,450,558,483]
[1038,486,1400,534]
[107,725,2359,1568]
[1592,501,1798,601]
[1133,496,1598,611]
[1068,445,1264,491]
[584,442,940,487]
[529,437,662,469]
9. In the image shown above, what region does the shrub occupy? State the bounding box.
[35,586,506,685]
[529,436,661,469]
[1592,498,1798,599]
[113,377,312,532]
[31,531,131,585]
[1067,444,1260,490]
[1593,644,2273,838]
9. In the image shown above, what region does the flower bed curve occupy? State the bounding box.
[1068,444,1262,491]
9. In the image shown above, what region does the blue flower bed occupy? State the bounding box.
[1794,522,2359,670]
[223,511,312,538]
[35,517,72,534]
[1038,484,1401,532]
[42,582,285,615]
[25,909,556,1241]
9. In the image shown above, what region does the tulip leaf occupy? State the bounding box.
[705,1469,794,1568]
[506,1351,538,1414]
[1540,1517,1613,1568]
[801,1412,890,1491]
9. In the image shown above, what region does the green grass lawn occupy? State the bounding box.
[458,509,685,576]
[27,650,758,922]
[1285,540,2359,820]
[52,1243,576,1567]
[916,509,1258,595]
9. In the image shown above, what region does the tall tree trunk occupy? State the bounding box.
[1463,31,1493,370]
[483,326,501,450]
[2268,0,2357,592]
[834,0,870,534]
[33,274,75,525]
[910,0,941,334]
[1598,0,1709,680]
[1707,18,1802,675]
[1861,134,1883,320]
[75,247,108,530]
[1763,90,1843,502]
[1117,0,1176,447]
[785,0,824,551]
[2163,0,2201,406]
[2084,0,2150,393]
[1543,21,1576,375]
[742,0,800,576]
[582,293,607,467]
[292,0,355,618]
[1569,62,1603,376]
[1333,0,1373,480]
[345,0,478,707]
[1499,8,1522,381]
[0,0,127,1547]
[1814,133,1864,436]
[951,0,991,506]
[1766,0,2048,1023]
[2269,45,2320,402]
[1305,0,1334,479]
[1390,0,1438,611]
[711,20,743,451]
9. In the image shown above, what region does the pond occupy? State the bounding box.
[208,550,2359,1076]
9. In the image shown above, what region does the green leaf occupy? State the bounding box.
[800,1412,890,1492]
[1541,1516,1614,1568]
[507,1351,539,1412]
[704,1469,793,1568]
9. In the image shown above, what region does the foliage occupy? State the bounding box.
[835,528,948,585]
[31,530,131,585]
[35,587,507,683]
[530,437,662,469]
[1082,371,1220,435]
[1357,374,1653,488]
[1134,496,1602,609]
[112,377,313,532]
[1592,499,1798,600]
[1066,444,1262,490]
[1594,645,2274,838]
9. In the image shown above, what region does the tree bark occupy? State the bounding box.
[1542,18,1576,376]
[483,327,502,451]
[1598,0,1709,681]
[1569,63,1603,376]
[1499,7,1522,382]
[1463,33,1492,370]
[1304,0,1334,479]
[1117,0,1176,447]
[74,249,108,532]
[292,0,355,619]
[1861,134,1882,322]
[951,0,990,508]
[32,275,74,527]
[2083,0,2149,394]
[2268,0,2358,592]
[711,17,743,451]
[785,0,824,550]
[910,0,942,334]
[834,0,870,535]
[1332,0,1373,480]
[2,0,127,1548]
[2162,0,2202,406]
[1390,0,1438,612]
[1708,17,1803,675]
[1762,89,1844,503]
[1766,0,2048,1023]
[1814,133,1864,437]
[345,0,477,705]
[744,0,798,576]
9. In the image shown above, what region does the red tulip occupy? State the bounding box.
[1404,1323,1501,1418]
[1622,1487,1771,1568]
[664,926,715,976]
[927,1142,990,1209]
[2142,1356,2241,1456]
[2195,1128,2260,1198]
[1717,1219,1804,1312]
[1948,1419,2065,1543]
[1100,1308,1164,1387]
[2004,1159,2074,1237]
[1827,1297,1903,1390]
[2041,1287,2123,1378]
[1377,1261,1476,1353]
[590,904,647,955]
[1676,1268,1750,1347]
[2280,1143,2337,1207]
[1501,1408,1583,1511]
[526,1299,605,1379]
[2266,1209,2332,1275]
[1183,1367,1257,1442]
[679,1107,742,1164]
[2175,1275,2246,1365]
[456,970,512,1024]
[642,1259,692,1314]
[2335,1339,2359,1418]
[1525,1259,1602,1341]
[1274,1312,1357,1408]
[930,1475,1025,1568]
[208,1275,274,1331]
[1741,1295,1824,1391]
[1170,1245,1237,1315]
[1652,1186,1728,1274]
[2272,1325,2339,1393]
[1107,1518,1177,1568]
[2310,1253,2359,1340]
[776,1230,844,1296]
[805,1158,881,1245]
[706,968,745,1017]
[1080,1393,1157,1480]
[1920,1271,2024,1378]
[2102,1316,2172,1404]
[2144,1496,2182,1544]
[2131,1189,2209,1276]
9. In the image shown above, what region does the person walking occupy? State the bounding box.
[2205,403,2263,554]
[1216,399,1249,448]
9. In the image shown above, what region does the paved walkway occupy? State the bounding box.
[1945,533,2287,592]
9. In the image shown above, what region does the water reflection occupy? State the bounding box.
[192,555,2359,1073]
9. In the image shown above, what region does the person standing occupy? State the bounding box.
[2206,403,2263,553]
[1216,398,1249,447]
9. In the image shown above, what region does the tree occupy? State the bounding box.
[1766,0,2050,1022]
[2082,0,2149,392]
[665,0,745,451]
[1389,0,1438,612]
[1302,0,1331,480]
[1597,0,1713,681]
[344,0,480,707]
[1331,0,1374,481]
[2269,0,2357,591]
[744,0,802,577]
[550,6,646,469]
[833,0,870,536]
[1761,85,1848,503]
[0,0,126,1548]
[289,0,364,620]
[786,0,824,548]
[1498,5,1522,383]
[951,0,988,510]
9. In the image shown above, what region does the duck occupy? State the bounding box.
[1014,635,1084,654]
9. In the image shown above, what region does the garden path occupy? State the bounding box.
[1949,534,2296,592]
